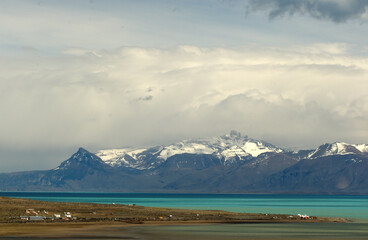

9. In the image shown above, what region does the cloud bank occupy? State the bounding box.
[1,44,367,158]
[247,0,368,23]
[1,1,368,172]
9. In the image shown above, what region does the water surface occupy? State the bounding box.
[1,192,368,239]
[1,192,368,220]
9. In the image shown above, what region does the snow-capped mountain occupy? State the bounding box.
[1,133,368,193]
[308,142,368,159]
[95,131,283,169]
[96,148,150,168]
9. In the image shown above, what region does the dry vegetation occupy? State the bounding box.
[0,196,347,224]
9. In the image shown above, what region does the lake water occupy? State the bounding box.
[1,192,368,220]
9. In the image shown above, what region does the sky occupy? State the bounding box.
[1,0,368,172]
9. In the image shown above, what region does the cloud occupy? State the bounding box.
[195,90,368,149]
[137,95,153,101]
[247,0,368,23]
[1,44,368,170]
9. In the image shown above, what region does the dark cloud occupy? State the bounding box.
[138,95,153,101]
[247,0,368,23]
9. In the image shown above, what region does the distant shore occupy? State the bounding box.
[0,196,348,238]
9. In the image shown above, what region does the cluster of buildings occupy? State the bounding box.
[20,209,76,221]
[297,214,311,219]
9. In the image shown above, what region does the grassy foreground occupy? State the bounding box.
[0,196,348,237]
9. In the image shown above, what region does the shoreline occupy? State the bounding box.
[0,196,349,238]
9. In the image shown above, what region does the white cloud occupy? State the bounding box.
[1,1,368,172]
[0,44,367,156]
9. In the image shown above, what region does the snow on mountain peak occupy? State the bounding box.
[157,134,282,161]
[94,135,368,170]
[95,133,284,169]
[328,142,350,154]
[158,141,215,160]
[355,144,368,153]
[308,142,368,158]
[96,148,148,168]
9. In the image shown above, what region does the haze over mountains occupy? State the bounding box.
[1,131,368,194]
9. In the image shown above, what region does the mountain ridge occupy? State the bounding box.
[1,132,367,193]
[96,131,284,170]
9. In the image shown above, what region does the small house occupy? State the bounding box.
[26,209,37,214]
[297,214,310,219]
[29,215,45,221]
[64,212,72,218]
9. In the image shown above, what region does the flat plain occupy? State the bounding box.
[0,196,349,239]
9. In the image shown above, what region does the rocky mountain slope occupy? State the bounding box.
[0,132,367,193]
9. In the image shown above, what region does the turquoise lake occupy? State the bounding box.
[1,192,368,221]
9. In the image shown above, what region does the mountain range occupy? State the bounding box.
[1,131,368,193]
